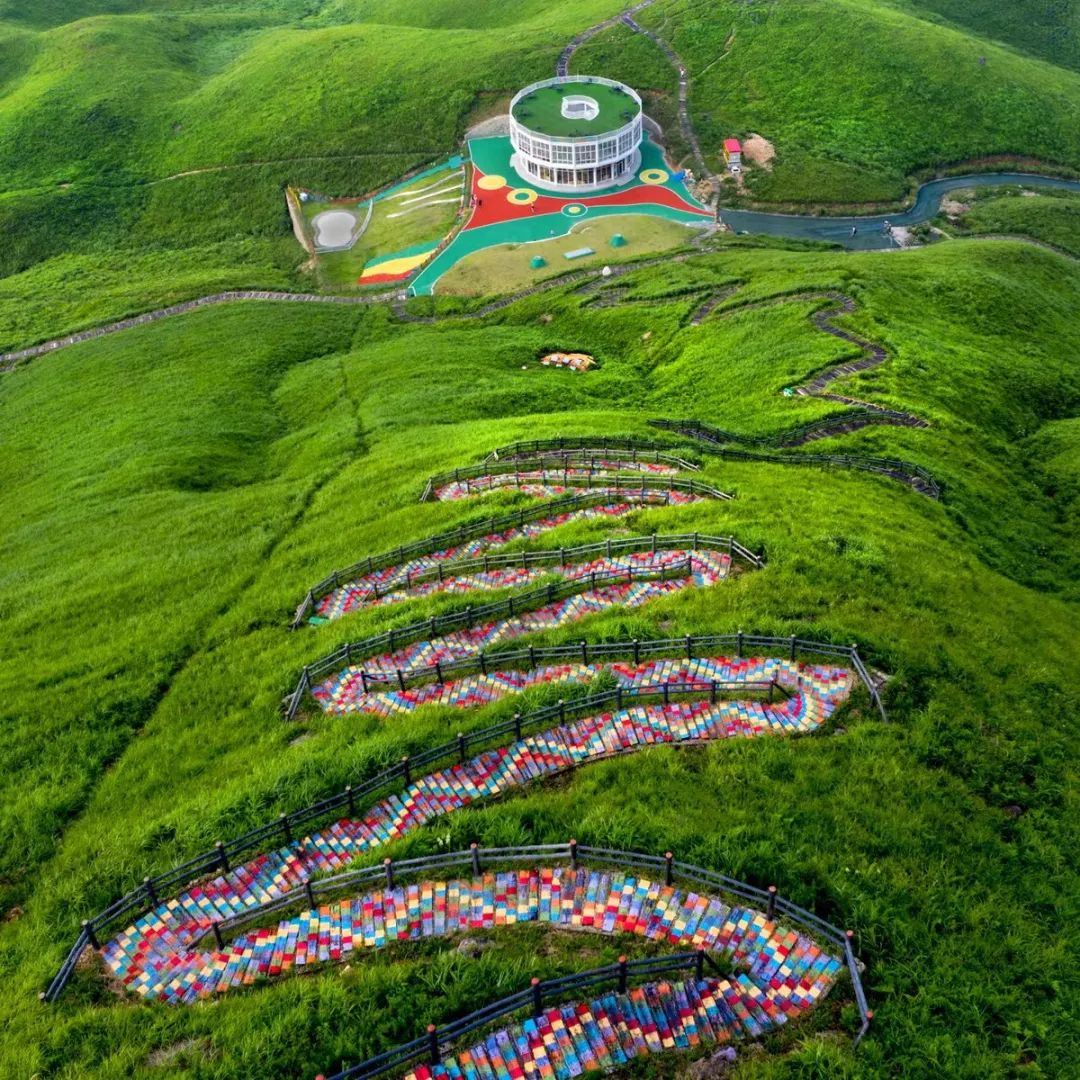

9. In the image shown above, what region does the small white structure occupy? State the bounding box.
[311,209,358,251]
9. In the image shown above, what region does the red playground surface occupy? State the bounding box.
[465,173,710,229]
[408,137,712,294]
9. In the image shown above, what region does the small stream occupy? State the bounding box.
[718,172,1080,249]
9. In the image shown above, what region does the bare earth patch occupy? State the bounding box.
[466,114,510,140]
[741,134,775,170]
[148,1038,215,1068]
[940,197,970,219]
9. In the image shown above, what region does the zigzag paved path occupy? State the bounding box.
[396,967,834,1080]
[102,661,850,1002]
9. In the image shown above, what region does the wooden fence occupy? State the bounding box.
[42,643,883,1004]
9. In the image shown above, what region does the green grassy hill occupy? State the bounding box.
[637,0,1080,202]
[0,0,1077,351]
[2,2,1080,1078]
[935,186,1080,255]
[1,239,1079,1077]
[902,0,1080,71]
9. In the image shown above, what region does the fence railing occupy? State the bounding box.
[419,463,729,504]
[306,843,871,1080]
[43,682,778,1003]
[284,534,764,718]
[42,640,883,1004]
[303,532,761,611]
[482,438,700,469]
[652,419,941,498]
[292,483,726,629]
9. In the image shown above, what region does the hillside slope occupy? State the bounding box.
[1,240,1078,1077]
[0,0,1078,352]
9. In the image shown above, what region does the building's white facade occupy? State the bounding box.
[509,77,643,195]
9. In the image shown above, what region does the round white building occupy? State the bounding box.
[509,76,643,195]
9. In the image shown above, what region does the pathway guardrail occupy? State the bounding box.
[419,465,729,504]
[292,481,724,629]
[42,645,883,1004]
[306,842,872,1080]
[652,419,941,498]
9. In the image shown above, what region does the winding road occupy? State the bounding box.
[720,172,1080,250]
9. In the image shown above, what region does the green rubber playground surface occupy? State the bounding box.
[410,136,711,296]
[470,135,690,200]
[436,214,703,296]
[511,81,637,137]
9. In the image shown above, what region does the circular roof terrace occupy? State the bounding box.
[510,77,640,139]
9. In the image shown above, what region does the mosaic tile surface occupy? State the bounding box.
[103,865,841,1008]
[398,967,839,1080]
[102,666,850,1002]
[312,554,734,710]
[316,497,712,622]
[316,652,845,719]
[433,473,695,501]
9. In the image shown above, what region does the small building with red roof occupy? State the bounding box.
[723,138,742,167]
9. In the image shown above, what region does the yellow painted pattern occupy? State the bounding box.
[359,248,435,280]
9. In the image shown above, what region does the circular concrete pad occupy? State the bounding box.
[507,187,538,205]
[312,210,358,248]
[478,174,508,190]
[561,203,588,217]
[639,168,669,185]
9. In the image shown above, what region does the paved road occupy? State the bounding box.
[719,172,1080,249]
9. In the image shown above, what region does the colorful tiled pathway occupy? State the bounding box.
[316,495,703,622]
[104,864,841,1009]
[320,549,727,617]
[102,665,850,1002]
[311,553,733,708]
[398,967,839,1080]
[316,651,839,719]
[432,467,683,501]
